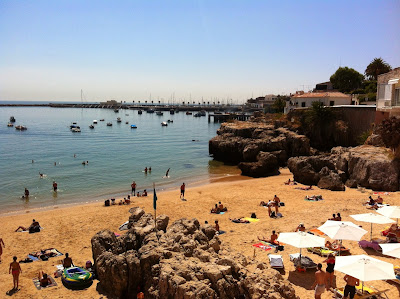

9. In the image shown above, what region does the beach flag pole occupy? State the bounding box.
[153,182,157,228]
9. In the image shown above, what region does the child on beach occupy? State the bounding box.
[215,220,220,233]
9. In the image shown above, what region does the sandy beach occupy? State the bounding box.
[0,168,399,298]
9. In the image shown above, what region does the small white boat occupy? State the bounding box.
[161,122,168,126]
[71,127,81,132]
[93,120,98,124]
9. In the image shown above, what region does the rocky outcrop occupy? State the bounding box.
[209,121,310,177]
[288,145,400,191]
[92,208,298,299]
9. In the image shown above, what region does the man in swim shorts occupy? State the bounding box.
[9,256,22,290]
[312,263,326,299]
[180,183,185,199]
[53,181,58,192]
[343,274,359,299]
[131,181,136,195]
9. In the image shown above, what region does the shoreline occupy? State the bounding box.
[0,171,245,217]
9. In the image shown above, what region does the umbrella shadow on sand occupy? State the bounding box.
[287,270,315,289]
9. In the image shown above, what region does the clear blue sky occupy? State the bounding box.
[0,0,399,103]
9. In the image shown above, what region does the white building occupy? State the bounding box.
[376,67,400,109]
[285,91,352,113]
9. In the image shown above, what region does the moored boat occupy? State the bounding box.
[99,119,105,121]
[194,112,201,117]
[61,266,93,289]
[89,125,94,129]
[7,123,13,127]
[161,121,168,126]
[167,119,173,123]
[114,109,119,113]
[71,127,81,132]
[15,125,27,130]
[93,120,98,124]
[147,109,154,113]
[10,116,16,122]
[138,110,143,115]
[117,117,122,123]
[170,109,175,115]
[156,111,163,116]
[107,122,112,126]
[131,124,137,129]
[125,121,129,124]
[186,111,192,115]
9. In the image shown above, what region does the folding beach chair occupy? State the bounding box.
[268,254,284,269]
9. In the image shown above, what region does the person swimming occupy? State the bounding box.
[165,168,170,177]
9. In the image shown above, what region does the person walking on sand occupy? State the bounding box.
[180,183,185,199]
[311,263,326,299]
[0,237,4,263]
[343,274,359,299]
[9,256,22,290]
[53,181,58,192]
[131,181,136,195]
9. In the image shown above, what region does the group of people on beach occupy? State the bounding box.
[210,202,228,214]
[365,195,384,209]
[260,195,282,217]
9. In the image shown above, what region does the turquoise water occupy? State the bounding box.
[0,107,237,213]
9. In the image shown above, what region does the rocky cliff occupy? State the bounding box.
[209,121,310,177]
[288,145,400,191]
[91,207,298,299]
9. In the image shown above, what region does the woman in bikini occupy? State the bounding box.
[9,256,22,290]
[323,253,335,289]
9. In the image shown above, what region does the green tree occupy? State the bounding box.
[365,58,392,81]
[272,96,288,113]
[330,67,364,93]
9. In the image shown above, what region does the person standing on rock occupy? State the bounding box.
[180,183,185,199]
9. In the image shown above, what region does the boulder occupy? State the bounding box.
[91,209,298,299]
[317,167,345,191]
[239,152,279,177]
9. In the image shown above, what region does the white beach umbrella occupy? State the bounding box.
[318,220,368,241]
[335,255,396,282]
[380,243,400,259]
[350,213,395,241]
[277,232,325,264]
[377,206,400,224]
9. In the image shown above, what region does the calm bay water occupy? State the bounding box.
[0,107,238,214]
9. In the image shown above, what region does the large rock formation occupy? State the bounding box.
[92,207,298,299]
[288,145,400,191]
[209,121,310,177]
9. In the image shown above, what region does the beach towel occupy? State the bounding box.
[210,212,225,215]
[268,254,284,268]
[32,276,57,290]
[243,217,260,223]
[309,228,325,236]
[28,248,63,261]
[304,195,324,201]
[252,243,272,251]
[17,226,44,233]
[307,247,336,257]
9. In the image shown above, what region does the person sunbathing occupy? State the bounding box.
[211,204,221,214]
[259,201,267,206]
[258,230,279,245]
[230,218,250,223]
[295,223,306,232]
[335,213,342,221]
[38,271,51,287]
[218,201,227,212]
[325,240,347,251]
[376,196,383,204]
[15,219,40,232]
[366,196,376,206]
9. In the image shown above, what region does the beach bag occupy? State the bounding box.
[251,213,257,219]
[105,199,110,206]
[278,245,284,251]
[280,202,285,206]
[270,211,276,218]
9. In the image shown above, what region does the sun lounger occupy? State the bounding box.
[307,247,336,257]
[358,240,382,252]
[32,276,57,290]
[333,285,390,299]
[289,253,317,269]
[268,254,284,269]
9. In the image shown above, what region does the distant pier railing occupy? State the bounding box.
[208,113,251,123]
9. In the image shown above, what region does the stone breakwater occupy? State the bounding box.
[208,121,310,177]
[91,207,298,299]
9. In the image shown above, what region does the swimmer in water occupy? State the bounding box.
[39,172,44,178]
[165,168,170,177]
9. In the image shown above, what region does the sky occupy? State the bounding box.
[0,0,399,103]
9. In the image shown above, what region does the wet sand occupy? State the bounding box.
[0,168,399,298]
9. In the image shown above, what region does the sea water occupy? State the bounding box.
[0,107,237,213]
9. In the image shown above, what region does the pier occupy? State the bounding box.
[208,113,251,123]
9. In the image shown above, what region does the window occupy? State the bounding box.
[329,101,334,106]
[301,102,306,107]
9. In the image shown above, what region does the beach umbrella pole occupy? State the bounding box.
[370,223,373,241]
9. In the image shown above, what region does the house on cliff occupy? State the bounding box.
[284,91,352,113]
[376,67,400,123]
[246,94,278,110]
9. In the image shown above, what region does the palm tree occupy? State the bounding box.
[365,58,392,81]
